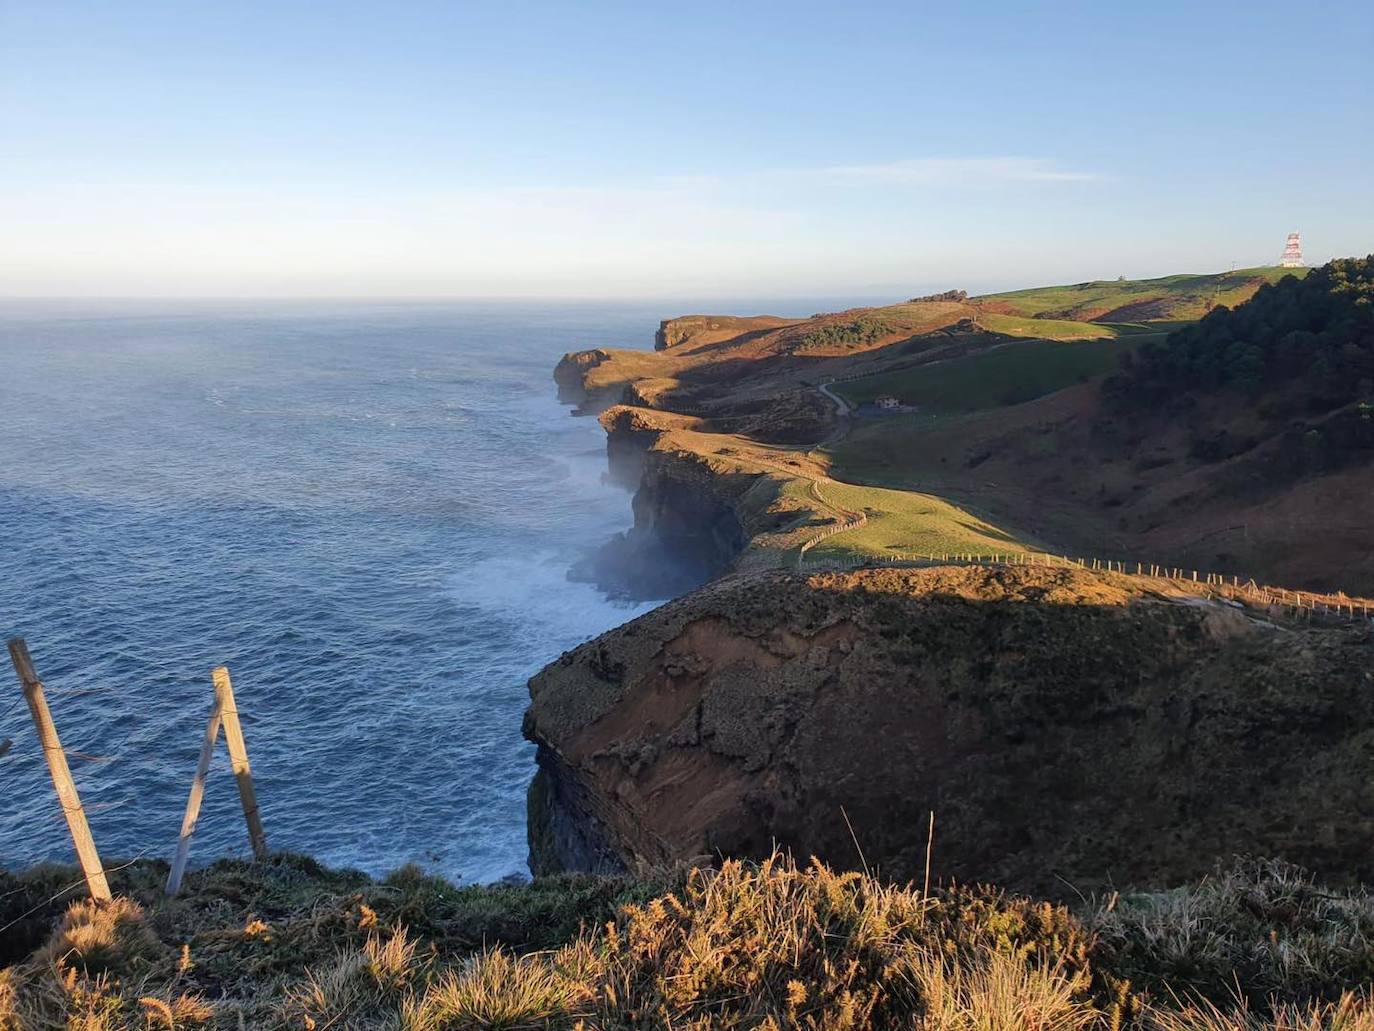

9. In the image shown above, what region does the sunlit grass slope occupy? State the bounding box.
[806,480,1035,563]
[832,334,1145,412]
[978,266,1308,322]
[976,312,1122,340]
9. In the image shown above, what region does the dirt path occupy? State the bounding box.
[817,380,852,418]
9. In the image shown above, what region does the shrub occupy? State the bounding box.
[797,318,894,353]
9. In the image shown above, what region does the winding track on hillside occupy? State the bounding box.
[816,380,852,420]
[799,339,1032,558]
[731,379,869,568]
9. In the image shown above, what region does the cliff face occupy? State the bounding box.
[578,440,757,600]
[553,348,611,410]
[574,405,794,600]
[598,405,681,488]
[525,564,1374,893]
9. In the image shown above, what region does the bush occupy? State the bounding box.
[797,317,894,353]
[909,290,969,303]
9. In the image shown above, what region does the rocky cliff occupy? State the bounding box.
[576,407,767,599]
[553,348,612,410]
[525,564,1374,894]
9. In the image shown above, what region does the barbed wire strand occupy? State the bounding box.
[0,694,27,732]
[0,847,167,937]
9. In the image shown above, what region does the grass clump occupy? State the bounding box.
[1148,994,1374,1031]
[281,928,428,1028]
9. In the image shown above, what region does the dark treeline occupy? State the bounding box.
[1107,256,1374,409]
[908,289,968,303]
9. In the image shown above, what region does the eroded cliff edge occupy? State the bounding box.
[555,332,839,600]
[571,406,757,599]
[566,394,836,599]
[525,564,1374,895]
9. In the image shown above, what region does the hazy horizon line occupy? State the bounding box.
[0,261,1315,307]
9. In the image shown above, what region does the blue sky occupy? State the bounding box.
[2,1,1371,298]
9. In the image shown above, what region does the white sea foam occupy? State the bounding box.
[451,552,656,663]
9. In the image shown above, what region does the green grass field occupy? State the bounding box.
[805,480,1034,563]
[833,333,1151,413]
[976,312,1120,340]
[977,266,1307,322]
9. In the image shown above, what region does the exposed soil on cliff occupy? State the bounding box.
[526,564,1374,896]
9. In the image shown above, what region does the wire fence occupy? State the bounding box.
[2,645,267,906]
[796,478,869,566]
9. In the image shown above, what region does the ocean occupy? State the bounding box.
[0,299,690,884]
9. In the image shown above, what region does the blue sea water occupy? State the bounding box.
[0,299,684,883]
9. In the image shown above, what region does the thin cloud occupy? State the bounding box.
[810,157,1101,186]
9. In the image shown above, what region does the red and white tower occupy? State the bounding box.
[1279,232,1303,268]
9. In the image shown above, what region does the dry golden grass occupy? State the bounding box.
[284,929,425,1029]
[3,852,1373,1028]
[906,949,1098,1031]
[2,895,214,1030]
[403,945,598,1030]
[1148,994,1374,1031]
[33,898,161,979]
[0,970,18,1031]
[374,854,1103,1029]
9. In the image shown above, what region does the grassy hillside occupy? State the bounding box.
[820,268,1293,418]
[818,259,1374,595]
[803,479,1036,564]
[4,850,1373,1028]
[832,335,1143,413]
[975,312,1122,340]
[979,266,1308,322]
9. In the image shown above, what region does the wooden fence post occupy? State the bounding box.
[212,667,267,859]
[7,638,112,903]
[165,694,224,895]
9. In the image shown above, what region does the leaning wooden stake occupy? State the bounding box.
[165,694,224,895]
[213,666,267,859]
[8,637,112,903]
[922,810,935,903]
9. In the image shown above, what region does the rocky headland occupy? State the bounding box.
[527,563,1374,894]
